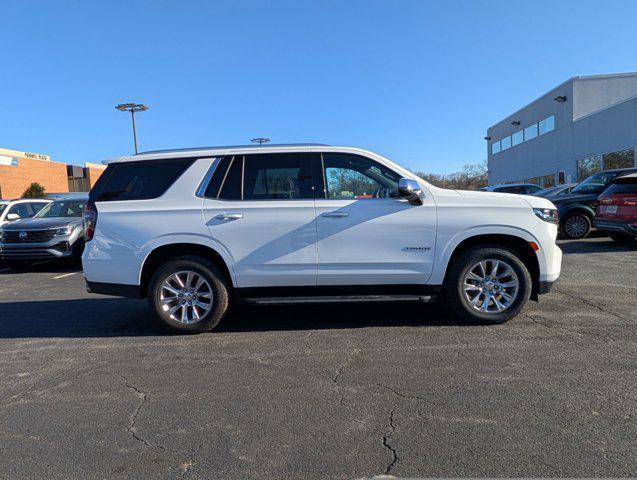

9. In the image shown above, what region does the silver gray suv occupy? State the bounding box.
[0,196,87,267]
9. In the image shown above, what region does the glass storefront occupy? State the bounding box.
[577,148,634,181]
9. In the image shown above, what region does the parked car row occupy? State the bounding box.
[482,167,637,240]
[0,196,88,268]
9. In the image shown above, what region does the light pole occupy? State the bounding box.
[115,103,149,154]
[251,137,270,146]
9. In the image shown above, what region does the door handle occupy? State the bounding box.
[321,212,349,218]
[213,213,244,220]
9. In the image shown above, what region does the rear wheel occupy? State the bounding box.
[609,232,636,244]
[445,246,532,324]
[561,213,591,239]
[148,255,230,333]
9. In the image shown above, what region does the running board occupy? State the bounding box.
[239,295,435,305]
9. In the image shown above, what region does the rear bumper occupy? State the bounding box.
[85,280,142,299]
[594,218,637,235]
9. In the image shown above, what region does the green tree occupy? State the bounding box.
[21,182,46,198]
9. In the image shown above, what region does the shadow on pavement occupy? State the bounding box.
[0,260,80,275]
[0,297,467,339]
[558,238,636,254]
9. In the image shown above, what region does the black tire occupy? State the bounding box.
[147,255,230,333]
[609,232,636,244]
[444,245,532,324]
[561,212,591,239]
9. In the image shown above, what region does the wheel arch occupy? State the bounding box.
[139,243,235,299]
[442,233,541,301]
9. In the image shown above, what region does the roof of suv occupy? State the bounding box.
[102,143,386,164]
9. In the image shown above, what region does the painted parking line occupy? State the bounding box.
[53,272,80,280]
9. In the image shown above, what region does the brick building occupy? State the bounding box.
[0,147,105,199]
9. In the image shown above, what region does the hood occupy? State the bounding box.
[1,217,82,231]
[550,192,598,205]
[455,189,555,209]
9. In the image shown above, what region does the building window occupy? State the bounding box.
[500,136,511,151]
[491,141,501,155]
[540,174,555,188]
[524,123,538,141]
[538,115,555,135]
[512,130,524,146]
[577,155,602,181]
[602,148,634,170]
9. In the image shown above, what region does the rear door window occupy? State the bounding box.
[242,154,315,200]
[91,158,195,202]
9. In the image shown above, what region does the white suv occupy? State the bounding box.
[82,145,562,333]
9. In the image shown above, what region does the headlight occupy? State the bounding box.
[533,208,558,224]
[53,226,74,236]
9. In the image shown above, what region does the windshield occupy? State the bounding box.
[572,172,618,194]
[535,187,559,197]
[35,200,86,218]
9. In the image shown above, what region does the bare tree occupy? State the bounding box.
[415,160,487,191]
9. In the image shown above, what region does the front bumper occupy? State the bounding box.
[594,218,637,235]
[0,240,74,260]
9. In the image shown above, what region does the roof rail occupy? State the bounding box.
[138,143,331,155]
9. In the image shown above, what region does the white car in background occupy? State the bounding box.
[0,199,51,226]
[82,144,562,333]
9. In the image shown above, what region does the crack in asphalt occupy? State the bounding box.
[381,404,399,475]
[525,313,619,342]
[555,288,633,322]
[115,373,166,451]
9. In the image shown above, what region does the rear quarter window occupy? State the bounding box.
[91,158,195,202]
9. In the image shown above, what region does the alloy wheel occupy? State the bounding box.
[462,259,519,313]
[564,215,588,239]
[159,270,214,324]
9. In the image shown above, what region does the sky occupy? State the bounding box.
[2,0,636,174]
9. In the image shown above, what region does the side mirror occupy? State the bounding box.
[5,213,20,221]
[398,178,423,205]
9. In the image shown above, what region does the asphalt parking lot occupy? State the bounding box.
[0,237,635,479]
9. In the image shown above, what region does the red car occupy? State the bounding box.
[595,172,637,243]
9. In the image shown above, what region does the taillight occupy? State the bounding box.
[83,201,97,241]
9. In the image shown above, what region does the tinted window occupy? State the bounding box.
[36,201,85,218]
[92,159,195,202]
[242,154,314,200]
[500,136,511,150]
[29,202,49,215]
[0,204,6,216]
[203,157,232,198]
[495,186,524,194]
[603,180,637,195]
[322,153,401,199]
[8,203,31,218]
[491,141,501,155]
[219,156,242,200]
[572,171,619,194]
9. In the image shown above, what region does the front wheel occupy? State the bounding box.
[148,256,230,333]
[561,213,591,239]
[444,246,532,324]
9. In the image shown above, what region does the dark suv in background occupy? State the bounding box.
[553,167,637,239]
